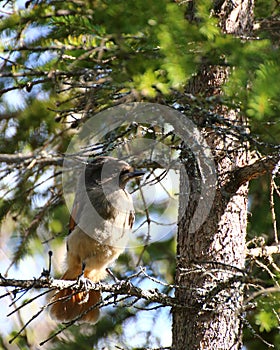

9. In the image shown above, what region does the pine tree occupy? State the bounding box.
[0,1,280,349]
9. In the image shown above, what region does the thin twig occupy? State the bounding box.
[7,288,55,317]
[136,182,151,266]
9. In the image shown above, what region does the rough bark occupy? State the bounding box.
[172,1,254,349]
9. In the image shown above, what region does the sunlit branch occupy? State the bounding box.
[0,276,178,308]
[248,244,280,258]
[224,153,280,194]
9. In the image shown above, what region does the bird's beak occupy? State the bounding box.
[127,170,145,179]
[121,170,145,184]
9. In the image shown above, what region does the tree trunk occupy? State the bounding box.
[172,1,254,349]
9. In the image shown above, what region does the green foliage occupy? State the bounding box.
[249,293,280,348]
[247,60,280,119]
[255,310,278,333]
[1,0,279,124]
[248,176,272,238]
[158,3,197,88]
[244,290,280,350]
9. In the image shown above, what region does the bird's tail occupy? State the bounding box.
[49,270,101,324]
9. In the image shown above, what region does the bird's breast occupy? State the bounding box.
[76,188,134,249]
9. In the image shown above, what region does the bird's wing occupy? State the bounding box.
[69,203,78,234]
[68,191,84,234]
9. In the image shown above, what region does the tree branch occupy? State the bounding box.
[1,150,278,182]
[247,244,280,258]
[0,276,178,308]
[224,153,280,194]
[0,153,64,166]
[0,152,176,170]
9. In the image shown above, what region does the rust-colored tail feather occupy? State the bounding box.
[49,271,100,324]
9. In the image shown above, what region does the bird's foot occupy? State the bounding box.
[77,274,94,291]
[77,261,94,291]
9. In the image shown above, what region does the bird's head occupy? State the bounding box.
[84,156,145,190]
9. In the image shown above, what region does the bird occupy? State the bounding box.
[49,156,144,323]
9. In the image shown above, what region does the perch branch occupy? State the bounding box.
[0,275,178,308]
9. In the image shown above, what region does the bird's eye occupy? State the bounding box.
[120,169,130,175]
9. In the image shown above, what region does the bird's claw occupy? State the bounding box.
[76,261,94,291]
[77,274,94,291]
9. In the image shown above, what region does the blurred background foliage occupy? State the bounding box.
[0,0,280,349]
